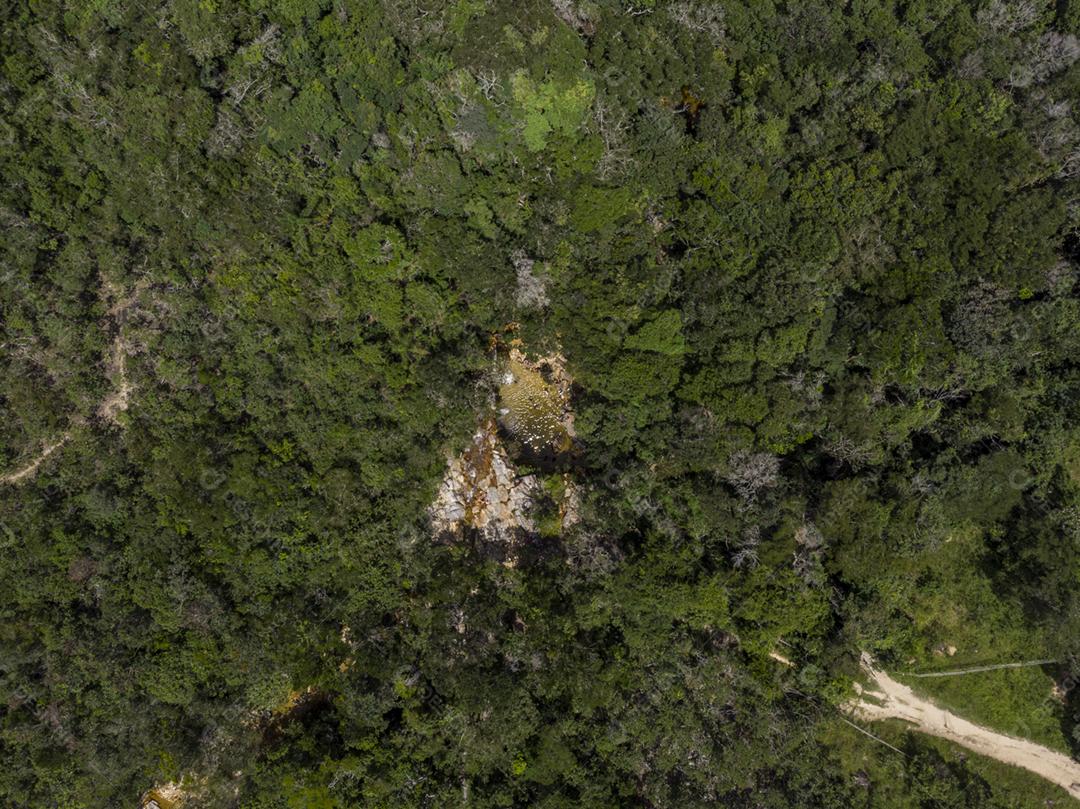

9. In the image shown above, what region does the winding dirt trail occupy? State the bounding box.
[0,433,72,485]
[847,653,1080,800]
[1,275,140,487]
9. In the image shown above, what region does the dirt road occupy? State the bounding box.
[847,653,1080,800]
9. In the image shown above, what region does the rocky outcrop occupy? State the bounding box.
[430,418,541,544]
[429,347,580,565]
[140,779,191,809]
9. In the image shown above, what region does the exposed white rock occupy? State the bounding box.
[430,419,541,542]
[140,779,190,809]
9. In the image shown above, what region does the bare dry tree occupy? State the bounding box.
[668,2,726,44]
[725,450,780,502]
[976,0,1040,35]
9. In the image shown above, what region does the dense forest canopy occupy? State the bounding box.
[2,0,1080,806]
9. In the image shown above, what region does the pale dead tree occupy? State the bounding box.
[445,70,476,110]
[225,75,258,106]
[0,206,32,230]
[551,0,595,34]
[221,25,279,108]
[449,127,477,153]
[868,381,887,406]
[669,2,726,44]
[793,522,826,587]
[976,0,1040,34]
[725,450,780,502]
[1059,505,1080,540]
[920,379,969,404]
[34,24,82,71]
[95,274,155,427]
[956,52,986,80]
[593,98,636,180]
[795,522,824,551]
[908,474,937,497]
[511,250,549,309]
[730,524,764,565]
[246,77,272,105]
[444,78,492,151]
[1059,147,1080,179]
[823,435,875,467]
[1034,31,1080,75]
[251,23,283,63]
[782,370,825,409]
[1045,260,1075,294]
[380,0,449,44]
[732,543,759,570]
[1045,97,1072,118]
[51,75,118,134]
[206,107,251,156]
[475,69,501,101]
[164,561,195,617]
[1009,32,1080,88]
[1026,94,1080,164]
[842,218,896,276]
[1067,195,1080,225]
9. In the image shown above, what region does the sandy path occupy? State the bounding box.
[0,433,71,485]
[847,653,1080,800]
[97,334,131,425]
[1,275,140,487]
